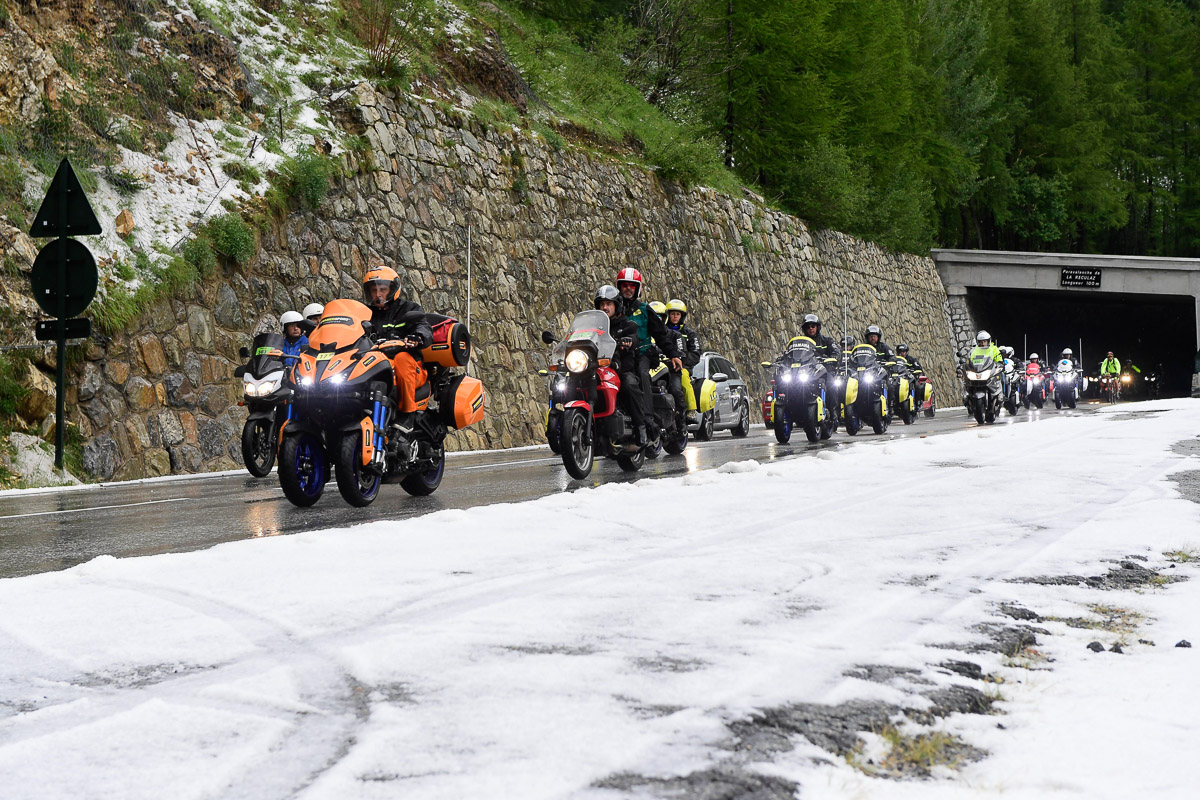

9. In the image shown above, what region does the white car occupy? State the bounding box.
[687,352,752,440]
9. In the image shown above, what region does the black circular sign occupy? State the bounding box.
[30,238,98,318]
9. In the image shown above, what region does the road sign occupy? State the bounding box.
[30,238,98,318]
[35,318,92,341]
[29,158,102,237]
[1061,268,1102,288]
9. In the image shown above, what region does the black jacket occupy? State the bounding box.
[870,339,895,361]
[667,323,702,368]
[370,298,433,348]
[897,354,924,375]
[608,314,640,373]
[810,332,838,361]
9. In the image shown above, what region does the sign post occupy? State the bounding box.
[28,158,102,470]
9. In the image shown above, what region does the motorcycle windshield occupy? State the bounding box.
[311,298,373,349]
[849,344,878,369]
[969,353,995,371]
[564,310,617,360]
[1057,359,1074,371]
[247,332,288,375]
[783,336,818,366]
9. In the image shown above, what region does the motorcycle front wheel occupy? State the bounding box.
[871,398,889,435]
[972,401,984,425]
[335,431,381,507]
[801,402,819,443]
[560,408,594,480]
[241,417,276,477]
[279,432,326,507]
[843,405,860,435]
[774,406,793,444]
[616,447,645,472]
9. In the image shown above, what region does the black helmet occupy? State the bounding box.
[896,343,909,353]
[802,314,820,333]
[594,284,621,314]
[865,324,882,340]
[840,335,857,349]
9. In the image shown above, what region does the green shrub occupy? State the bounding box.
[181,232,218,277]
[278,152,333,209]
[0,353,29,419]
[204,213,256,266]
[104,167,146,197]
[56,43,81,76]
[79,100,111,139]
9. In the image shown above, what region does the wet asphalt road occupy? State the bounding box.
[0,404,1102,579]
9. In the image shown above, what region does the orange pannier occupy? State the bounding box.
[439,374,485,429]
[421,314,472,368]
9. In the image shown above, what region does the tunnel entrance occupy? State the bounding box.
[964,287,1196,397]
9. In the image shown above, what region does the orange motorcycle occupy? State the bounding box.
[278,299,484,507]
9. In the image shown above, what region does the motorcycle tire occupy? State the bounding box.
[985,407,996,424]
[695,410,715,441]
[279,432,327,507]
[1032,394,1043,409]
[399,448,445,496]
[1023,396,1030,409]
[899,401,914,425]
[547,419,562,454]
[972,404,984,425]
[241,417,276,477]
[923,399,936,418]
[871,400,889,435]
[335,431,381,507]
[1067,396,1077,409]
[616,447,645,472]
[773,407,793,444]
[731,402,750,438]
[819,404,834,440]
[843,406,860,435]
[560,408,594,480]
[802,403,819,443]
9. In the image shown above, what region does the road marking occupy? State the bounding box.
[458,456,561,471]
[0,497,187,520]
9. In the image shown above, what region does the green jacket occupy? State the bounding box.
[969,343,1002,364]
[1100,357,1121,375]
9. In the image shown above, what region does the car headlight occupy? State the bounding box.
[565,349,590,373]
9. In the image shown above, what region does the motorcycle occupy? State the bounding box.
[537,347,571,455]
[646,354,689,456]
[546,310,644,479]
[234,332,294,477]
[763,336,834,444]
[1002,358,1020,416]
[1022,361,1047,409]
[844,344,890,435]
[278,299,484,507]
[962,352,1003,424]
[885,358,918,425]
[1052,359,1080,409]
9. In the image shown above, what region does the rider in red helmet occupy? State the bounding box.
[616,267,682,446]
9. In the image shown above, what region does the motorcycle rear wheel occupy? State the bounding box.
[560,408,594,480]
[335,431,381,507]
[399,448,445,496]
[279,432,326,507]
[616,447,645,472]
[241,417,276,477]
[923,399,936,418]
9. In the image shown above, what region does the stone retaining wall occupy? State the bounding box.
[6,84,959,480]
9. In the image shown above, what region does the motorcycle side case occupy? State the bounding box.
[439,374,485,429]
[422,314,472,368]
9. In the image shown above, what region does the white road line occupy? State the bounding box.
[0,497,188,520]
[458,456,561,471]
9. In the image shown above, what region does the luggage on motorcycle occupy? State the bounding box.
[438,374,485,429]
[421,314,471,368]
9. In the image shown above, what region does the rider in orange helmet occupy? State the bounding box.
[362,266,433,423]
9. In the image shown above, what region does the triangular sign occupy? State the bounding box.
[29,158,102,238]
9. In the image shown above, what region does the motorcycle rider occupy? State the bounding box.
[865,325,894,360]
[801,314,838,361]
[595,284,648,445]
[895,343,923,374]
[303,302,324,325]
[665,299,702,423]
[616,268,683,445]
[362,266,434,426]
[968,330,1006,397]
[279,311,308,357]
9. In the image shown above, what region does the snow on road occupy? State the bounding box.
[1,401,1198,799]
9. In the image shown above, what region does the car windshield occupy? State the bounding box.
[561,310,617,360]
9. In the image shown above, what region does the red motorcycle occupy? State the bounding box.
[543,310,644,479]
[1022,361,1047,409]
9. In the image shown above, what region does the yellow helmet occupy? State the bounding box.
[665,299,687,323]
[649,300,667,316]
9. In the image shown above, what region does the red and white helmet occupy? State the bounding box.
[615,267,643,299]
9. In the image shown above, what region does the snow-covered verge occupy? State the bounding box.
[0,400,1198,799]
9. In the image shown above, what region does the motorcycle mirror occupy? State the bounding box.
[361,321,373,335]
[541,330,556,345]
[233,365,246,378]
[537,369,548,376]
[239,346,250,359]
[760,361,772,368]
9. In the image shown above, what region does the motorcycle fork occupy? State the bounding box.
[370,388,389,468]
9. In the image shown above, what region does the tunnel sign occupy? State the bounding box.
[1061,268,1102,288]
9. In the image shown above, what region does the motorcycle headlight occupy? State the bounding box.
[243,378,256,396]
[329,374,345,384]
[299,377,314,387]
[1121,375,1131,383]
[565,349,590,373]
[780,372,793,384]
[833,377,843,386]
[965,371,981,381]
[862,375,873,384]
[260,378,281,395]
[798,373,810,382]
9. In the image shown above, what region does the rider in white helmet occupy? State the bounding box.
[280,311,308,357]
[302,303,324,324]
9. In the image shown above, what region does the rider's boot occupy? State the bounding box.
[635,424,648,447]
